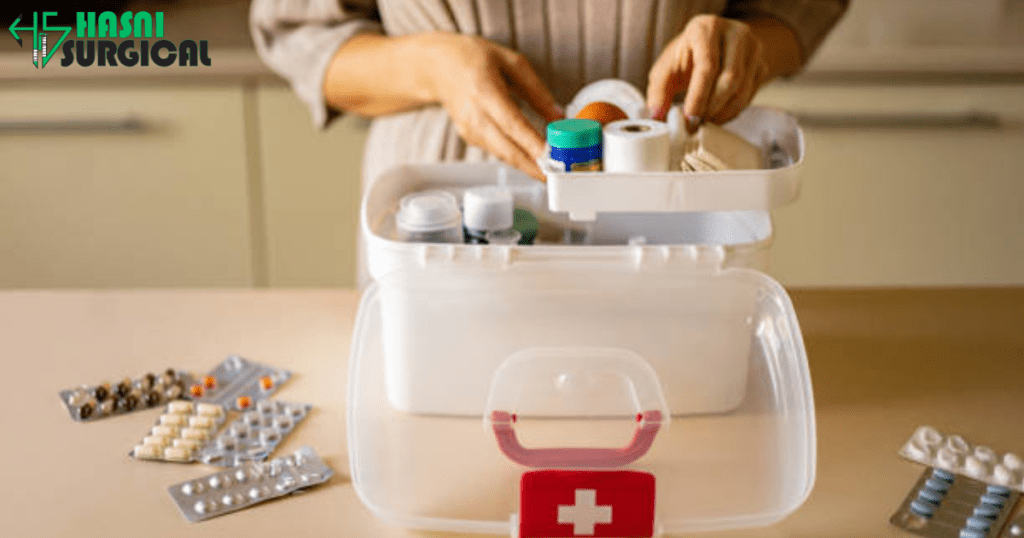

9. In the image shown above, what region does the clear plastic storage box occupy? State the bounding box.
[348,106,815,536]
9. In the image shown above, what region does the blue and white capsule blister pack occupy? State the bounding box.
[901,426,1024,491]
[893,426,1024,538]
[167,446,333,522]
[892,467,1020,538]
[199,400,312,467]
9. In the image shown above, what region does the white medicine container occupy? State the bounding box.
[348,106,815,536]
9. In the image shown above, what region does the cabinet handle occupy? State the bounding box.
[795,111,1005,130]
[0,116,149,134]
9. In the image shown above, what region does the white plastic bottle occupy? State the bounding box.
[462,186,518,245]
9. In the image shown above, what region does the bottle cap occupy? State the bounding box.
[463,186,514,232]
[513,208,539,245]
[484,229,522,246]
[396,191,462,233]
[547,119,602,149]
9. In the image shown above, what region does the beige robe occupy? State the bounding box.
[251,0,847,188]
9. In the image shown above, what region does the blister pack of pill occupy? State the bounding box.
[892,467,1020,538]
[199,400,312,467]
[167,446,333,522]
[59,369,194,422]
[900,426,1024,492]
[189,356,291,411]
[130,401,227,462]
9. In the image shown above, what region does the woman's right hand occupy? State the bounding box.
[404,33,563,179]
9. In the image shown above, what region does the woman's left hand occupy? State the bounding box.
[646,15,795,130]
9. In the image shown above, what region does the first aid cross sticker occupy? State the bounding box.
[557,489,613,535]
[519,469,655,538]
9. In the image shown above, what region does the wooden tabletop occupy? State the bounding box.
[0,288,1021,537]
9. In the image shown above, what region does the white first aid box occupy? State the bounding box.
[349,106,815,535]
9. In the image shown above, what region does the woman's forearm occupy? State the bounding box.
[323,33,438,117]
[743,16,805,80]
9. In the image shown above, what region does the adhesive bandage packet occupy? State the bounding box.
[190,356,291,412]
[167,446,334,522]
[130,401,227,463]
[199,400,312,467]
[677,122,764,172]
[900,425,1024,492]
[59,369,194,422]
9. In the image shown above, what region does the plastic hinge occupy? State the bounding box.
[630,245,670,270]
[631,244,726,271]
[415,244,456,267]
[416,243,516,269]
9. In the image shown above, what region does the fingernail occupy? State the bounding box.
[651,104,669,121]
[553,104,566,119]
[686,115,702,132]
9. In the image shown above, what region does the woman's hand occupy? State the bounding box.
[410,33,562,179]
[325,32,562,180]
[646,15,803,131]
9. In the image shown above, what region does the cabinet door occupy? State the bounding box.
[754,83,1024,287]
[0,85,254,287]
[255,85,367,287]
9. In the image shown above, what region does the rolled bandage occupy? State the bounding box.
[603,119,671,173]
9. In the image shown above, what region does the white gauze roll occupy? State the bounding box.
[603,119,671,173]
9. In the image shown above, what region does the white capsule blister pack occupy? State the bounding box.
[901,426,1024,492]
[130,402,227,463]
[191,356,291,411]
[199,400,312,467]
[167,446,333,522]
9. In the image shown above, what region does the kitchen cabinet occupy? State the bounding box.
[755,83,1024,287]
[1,81,1021,289]
[254,86,367,287]
[0,85,255,287]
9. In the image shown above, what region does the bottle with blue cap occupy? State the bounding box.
[547,118,602,172]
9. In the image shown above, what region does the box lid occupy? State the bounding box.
[347,265,816,535]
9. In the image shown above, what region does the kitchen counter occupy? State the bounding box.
[0,288,1022,537]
